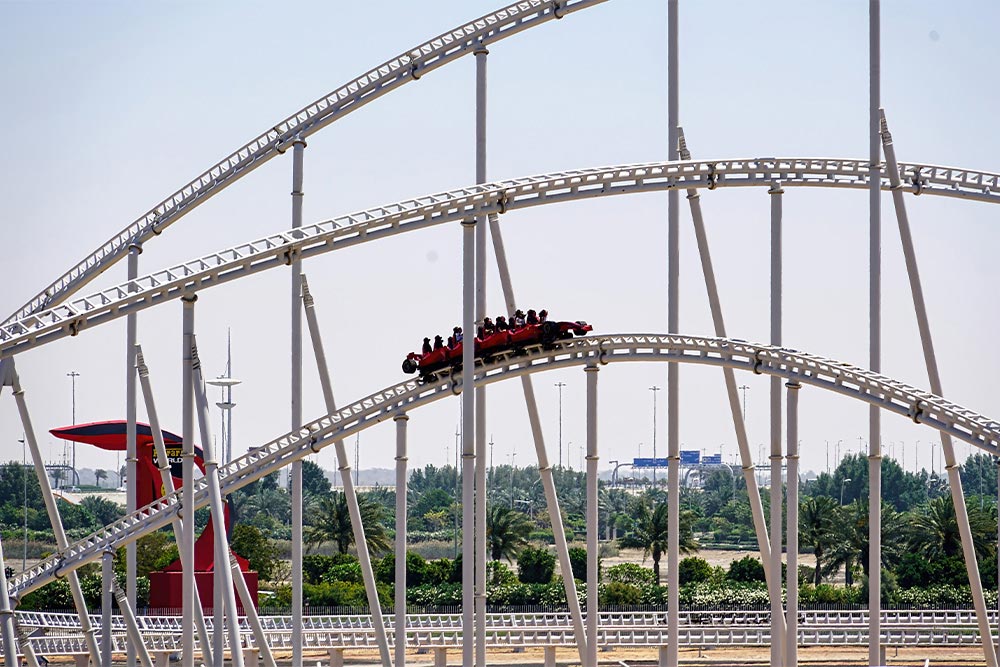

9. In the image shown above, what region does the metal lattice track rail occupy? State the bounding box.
[3,0,607,327]
[2,158,998,360]
[9,333,1000,598]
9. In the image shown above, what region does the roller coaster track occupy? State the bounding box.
[2,157,999,361]
[9,333,1000,599]
[2,0,607,327]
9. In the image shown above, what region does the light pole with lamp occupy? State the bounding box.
[19,436,26,572]
[554,382,566,469]
[650,385,660,485]
[509,452,517,509]
[67,371,80,488]
[840,477,852,505]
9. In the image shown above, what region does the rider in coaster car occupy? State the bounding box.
[447,336,456,349]
[539,309,548,323]
[526,309,538,325]
[495,316,509,331]
[454,326,463,343]
[513,309,526,327]
[434,335,445,350]
[422,337,432,355]
[478,317,495,339]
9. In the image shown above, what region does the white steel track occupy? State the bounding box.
[9,333,1000,599]
[3,0,607,327]
[2,157,999,361]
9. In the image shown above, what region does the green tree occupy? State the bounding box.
[486,505,532,563]
[825,499,905,586]
[619,500,697,583]
[230,524,281,582]
[800,495,839,585]
[306,492,390,555]
[80,495,125,526]
[517,545,556,584]
[908,495,995,562]
[94,469,108,489]
[302,460,333,498]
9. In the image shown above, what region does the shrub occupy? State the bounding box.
[601,581,643,606]
[424,558,454,585]
[678,557,712,585]
[605,562,656,587]
[303,554,337,585]
[727,555,766,583]
[568,546,589,582]
[517,545,556,584]
[374,551,429,587]
[488,560,517,586]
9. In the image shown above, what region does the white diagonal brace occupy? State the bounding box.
[880,108,997,667]
[677,128,775,580]
[8,360,102,666]
[301,275,392,667]
[191,338,244,667]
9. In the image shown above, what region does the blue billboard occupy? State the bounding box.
[633,457,669,468]
[680,450,701,465]
[702,453,722,465]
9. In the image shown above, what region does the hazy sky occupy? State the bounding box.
[1,1,999,484]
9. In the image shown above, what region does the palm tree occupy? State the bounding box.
[486,505,532,562]
[306,491,390,555]
[94,469,108,489]
[619,499,698,583]
[824,499,905,586]
[800,496,839,585]
[908,495,994,562]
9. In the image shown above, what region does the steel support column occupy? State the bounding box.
[880,109,998,667]
[473,42,489,667]
[0,533,18,667]
[785,381,801,667]
[192,339,245,667]
[301,276,392,667]
[666,3,680,665]
[10,363,101,666]
[460,211,476,667]
[135,346,213,656]
[585,364,600,667]
[181,294,197,667]
[101,549,113,667]
[395,413,409,667]
[768,180,785,667]
[125,242,141,667]
[289,135,306,667]
[868,5,883,664]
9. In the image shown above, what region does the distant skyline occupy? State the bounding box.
[2,1,999,483]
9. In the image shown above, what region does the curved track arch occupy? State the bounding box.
[10,332,1000,599]
[3,157,1000,360]
[4,0,608,327]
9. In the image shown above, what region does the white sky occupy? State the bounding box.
[1,0,999,481]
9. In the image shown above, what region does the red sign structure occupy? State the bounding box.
[50,421,257,611]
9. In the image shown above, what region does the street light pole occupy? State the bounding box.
[555,382,566,469]
[67,371,80,487]
[840,477,852,505]
[650,385,661,485]
[738,384,749,419]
